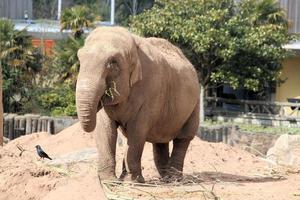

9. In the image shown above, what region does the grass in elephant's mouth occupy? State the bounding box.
[104,81,120,100]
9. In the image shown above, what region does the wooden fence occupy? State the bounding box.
[206,97,300,118]
[3,114,55,140]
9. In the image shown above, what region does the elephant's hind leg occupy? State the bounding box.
[95,110,118,181]
[168,138,190,176]
[153,143,169,177]
[167,101,199,180]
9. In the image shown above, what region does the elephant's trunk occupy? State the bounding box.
[76,77,105,132]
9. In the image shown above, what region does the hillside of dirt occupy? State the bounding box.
[0,123,299,200]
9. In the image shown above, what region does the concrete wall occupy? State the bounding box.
[198,125,280,155]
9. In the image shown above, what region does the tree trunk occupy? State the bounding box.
[199,82,205,123]
[0,63,3,146]
[132,0,138,16]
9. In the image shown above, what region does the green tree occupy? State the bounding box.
[60,5,99,38]
[39,5,99,116]
[116,0,154,25]
[39,36,82,116]
[0,19,43,113]
[57,4,98,85]
[53,36,85,85]
[38,84,77,116]
[131,0,296,121]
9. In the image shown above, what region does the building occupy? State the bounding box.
[276,0,300,115]
[0,0,114,54]
[219,1,300,105]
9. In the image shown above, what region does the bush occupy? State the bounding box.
[38,85,76,116]
[0,19,43,113]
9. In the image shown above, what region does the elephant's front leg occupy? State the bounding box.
[123,138,146,183]
[95,110,118,181]
[121,121,148,183]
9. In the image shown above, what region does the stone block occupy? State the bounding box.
[267,134,300,166]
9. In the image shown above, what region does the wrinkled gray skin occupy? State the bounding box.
[76,27,200,183]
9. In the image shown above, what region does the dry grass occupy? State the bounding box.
[102,173,222,200]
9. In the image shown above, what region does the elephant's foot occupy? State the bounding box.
[98,172,117,183]
[118,172,145,183]
[132,174,145,183]
[97,163,117,182]
[118,170,128,181]
[161,167,183,183]
[156,166,169,178]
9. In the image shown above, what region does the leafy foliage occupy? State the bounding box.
[0,19,43,113]
[39,4,100,116]
[131,0,296,92]
[60,5,99,38]
[52,36,85,85]
[38,85,77,116]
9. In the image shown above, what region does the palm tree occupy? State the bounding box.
[239,0,288,26]
[0,19,42,113]
[57,5,99,85]
[53,36,85,85]
[60,5,98,38]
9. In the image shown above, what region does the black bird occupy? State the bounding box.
[35,145,52,160]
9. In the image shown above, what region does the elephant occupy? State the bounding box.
[76,26,200,183]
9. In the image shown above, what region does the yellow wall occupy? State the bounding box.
[276,56,300,102]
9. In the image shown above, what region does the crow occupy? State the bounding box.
[35,145,52,160]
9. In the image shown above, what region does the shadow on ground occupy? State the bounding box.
[148,171,286,185]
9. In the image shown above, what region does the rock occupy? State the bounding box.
[47,148,97,166]
[229,130,279,156]
[3,137,10,144]
[267,134,300,166]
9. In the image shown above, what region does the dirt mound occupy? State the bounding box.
[0,123,299,200]
[0,123,106,200]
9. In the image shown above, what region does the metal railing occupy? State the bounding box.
[206,97,300,118]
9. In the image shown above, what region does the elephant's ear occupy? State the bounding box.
[130,37,142,87]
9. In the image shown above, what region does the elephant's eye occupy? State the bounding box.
[107,59,120,77]
[107,59,118,69]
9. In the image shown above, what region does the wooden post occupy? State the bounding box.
[7,114,16,140]
[14,116,20,139]
[25,114,32,134]
[4,114,9,138]
[37,118,42,132]
[47,118,54,134]
[32,116,38,133]
[19,116,26,136]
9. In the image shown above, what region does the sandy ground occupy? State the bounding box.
[0,123,299,200]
